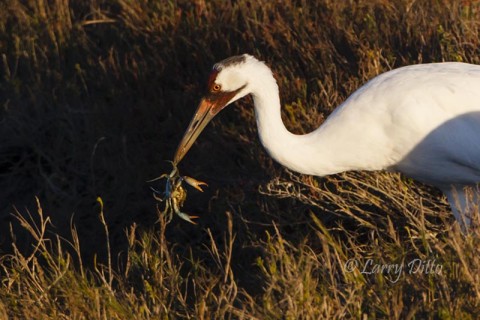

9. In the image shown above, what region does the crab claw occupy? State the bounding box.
[176,211,199,224]
[171,196,199,224]
[182,176,208,192]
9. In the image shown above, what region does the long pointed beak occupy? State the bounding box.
[173,98,223,164]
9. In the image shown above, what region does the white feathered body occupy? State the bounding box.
[322,63,480,186]
[251,61,480,191]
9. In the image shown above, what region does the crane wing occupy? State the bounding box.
[394,111,480,186]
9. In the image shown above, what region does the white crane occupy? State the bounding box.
[174,54,480,227]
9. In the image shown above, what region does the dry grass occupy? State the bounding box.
[1,0,480,318]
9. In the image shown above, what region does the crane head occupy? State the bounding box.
[173,54,254,164]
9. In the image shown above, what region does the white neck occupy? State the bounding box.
[249,70,341,176]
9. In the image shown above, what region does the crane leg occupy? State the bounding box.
[443,185,479,231]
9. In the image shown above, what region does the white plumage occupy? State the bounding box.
[174,54,480,226]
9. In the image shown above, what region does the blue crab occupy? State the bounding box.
[151,163,207,224]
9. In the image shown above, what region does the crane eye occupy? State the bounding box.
[212,84,221,92]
